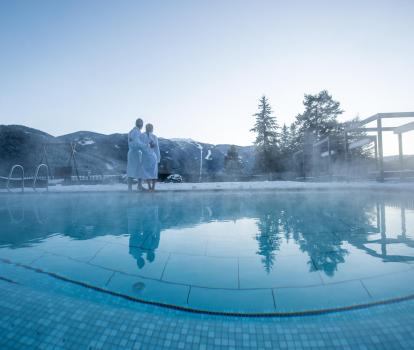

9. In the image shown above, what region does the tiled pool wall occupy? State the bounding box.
[1,277,414,350]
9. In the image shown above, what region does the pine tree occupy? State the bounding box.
[250,96,280,172]
[224,145,242,174]
[280,124,290,156]
[289,123,300,153]
[295,90,343,142]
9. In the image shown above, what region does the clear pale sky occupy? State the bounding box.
[0,0,413,155]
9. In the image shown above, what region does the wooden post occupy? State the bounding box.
[398,133,404,179]
[376,202,381,232]
[344,131,348,181]
[377,117,384,182]
[312,144,318,179]
[380,202,386,257]
[303,149,306,181]
[327,137,332,181]
[401,204,406,238]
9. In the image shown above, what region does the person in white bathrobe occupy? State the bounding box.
[139,123,160,191]
[127,118,146,192]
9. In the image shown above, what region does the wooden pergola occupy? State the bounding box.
[345,112,414,181]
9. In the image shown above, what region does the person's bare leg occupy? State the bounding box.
[146,180,152,191]
[128,177,133,192]
[152,179,156,191]
[139,179,149,191]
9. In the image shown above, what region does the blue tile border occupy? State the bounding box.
[2,277,414,350]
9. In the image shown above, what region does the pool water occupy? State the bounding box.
[1,191,414,315]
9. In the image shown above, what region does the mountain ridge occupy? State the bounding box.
[0,124,255,179]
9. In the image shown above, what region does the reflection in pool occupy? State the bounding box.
[1,191,414,314]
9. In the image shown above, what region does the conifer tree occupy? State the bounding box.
[224,145,242,174]
[295,90,343,142]
[250,96,280,172]
[280,124,290,156]
[289,123,300,153]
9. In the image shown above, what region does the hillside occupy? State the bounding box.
[0,125,255,180]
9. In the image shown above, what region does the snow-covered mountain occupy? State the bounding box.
[0,125,255,180]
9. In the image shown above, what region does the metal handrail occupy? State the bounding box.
[7,165,24,192]
[33,164,49,192]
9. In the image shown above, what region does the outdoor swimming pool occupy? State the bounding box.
[1,191,414,315]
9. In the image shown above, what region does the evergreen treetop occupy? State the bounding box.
[250,95,279,150]
[295,90,343,141]
[224,145,242,174]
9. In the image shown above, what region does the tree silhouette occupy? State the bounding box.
[251,95,280,172]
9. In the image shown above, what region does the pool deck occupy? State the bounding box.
[3,180,414,194]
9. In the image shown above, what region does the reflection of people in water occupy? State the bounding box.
[127,203,161,269]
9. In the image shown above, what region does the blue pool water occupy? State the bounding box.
[1,191,414,315]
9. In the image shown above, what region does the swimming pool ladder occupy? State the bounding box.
[6,164,49,192]
[33,164,49,192]
[7,164,25,192]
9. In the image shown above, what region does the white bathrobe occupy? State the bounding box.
[139,132,160,180]
[127,127,145,179]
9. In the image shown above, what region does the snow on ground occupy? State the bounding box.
[192,141,203,150]
[78,138,95,146]
[171,138,203,151]
[170,138,195,143]
[2,181,414,193]
[205,149,212,160]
